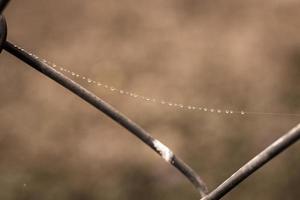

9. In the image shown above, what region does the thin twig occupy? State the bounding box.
[201,123,300,200]
[3,40,208,197]
[0,0,9,14]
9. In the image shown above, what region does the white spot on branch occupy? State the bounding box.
[153,140,173,163]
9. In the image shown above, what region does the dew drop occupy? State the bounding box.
[110,87,116,91]
[13,48,252,118]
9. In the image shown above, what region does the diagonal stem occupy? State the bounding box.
[0,0,9,14]
[3,40,208,197]
[201,123,300,200]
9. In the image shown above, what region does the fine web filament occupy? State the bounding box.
[12,44,300,117]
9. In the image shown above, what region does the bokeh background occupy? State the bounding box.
[0,0,299,200]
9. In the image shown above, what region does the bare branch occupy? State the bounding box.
[3,41,208,197]
[201,123,300,200]
[0,0,9,14]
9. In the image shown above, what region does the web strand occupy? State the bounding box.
[12,44,300,117]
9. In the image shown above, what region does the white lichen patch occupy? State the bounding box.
[153,140,174,163]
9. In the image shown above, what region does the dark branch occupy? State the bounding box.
[3,40,208,197]
[0,0,9,14]
[201,123,300,200]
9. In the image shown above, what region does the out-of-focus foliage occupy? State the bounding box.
[0,0,299,199]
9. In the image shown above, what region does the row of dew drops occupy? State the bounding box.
[14,44,247,115]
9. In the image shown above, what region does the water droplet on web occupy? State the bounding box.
[110,87,116,91]
[20,47,255,118]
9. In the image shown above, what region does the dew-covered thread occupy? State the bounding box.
[12,44,300,117]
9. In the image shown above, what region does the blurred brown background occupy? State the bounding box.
[0,0,299,200]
